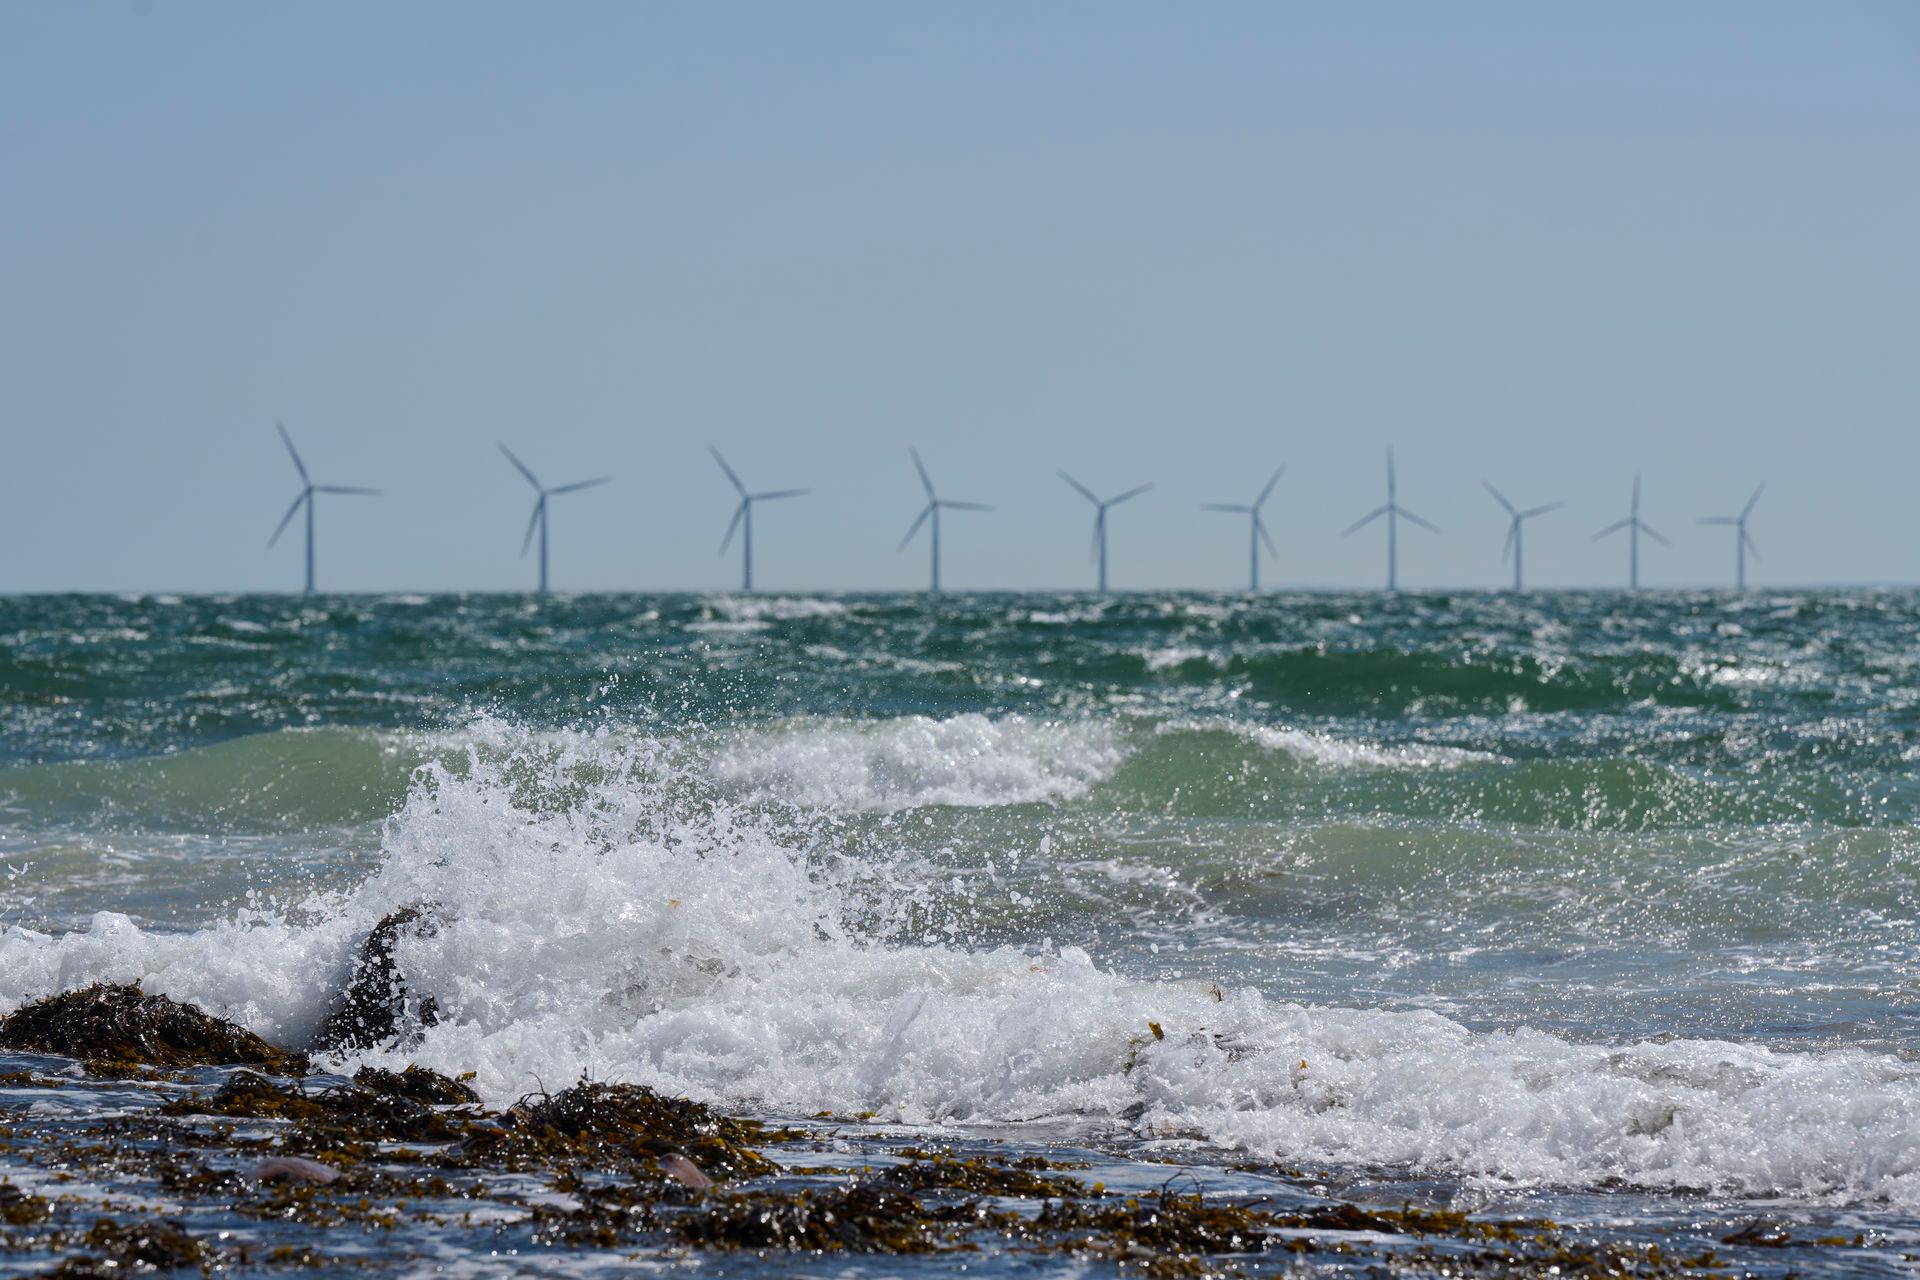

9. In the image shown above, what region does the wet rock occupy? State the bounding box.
[313,907,441,1053]
[659,1152,713,1189]
[354,1063,479,1105]
[0,984,306,1074]
[246,1156,341,1185]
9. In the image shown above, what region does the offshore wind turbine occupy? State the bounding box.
[1201,465,1285,592]
[1483,482,1562,591]
[1591,473,1670,589]
[712,447,807,592]
[1059,472,1152,595]
[498,444,610,595]
[899,448,991,593]
[1699,483,1764,590]
[268,423,378,594]
[1341,449,1438,591]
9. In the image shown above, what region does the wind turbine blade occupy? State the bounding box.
[898,504,933,550]
[1201,503,1251,513]
[1254,464,1286,508]
[1482,481,1515,515]
[1640,522,1672,548]
[753,488,807,502]
[1090,520,1101,564]
[709,447,746,496]
[315,485,379,495]
[1592,519,1630,540]
[1256,516,1277,556]
[719,501,746,553]
[1342,505,1390,537]
[521,499,543,555]
[1058,471,1100,505]
[1400,508,1441,534]
[1521,502,1564,519]
[1743,531,1761,560]
[1106,483,1153,506]
[276,422,309,484]
[943,501,993,511]
[1743,483,1765,520]
[909,447,934,499]
[268,490,307,546]
[549,477,610,495]
[497,442,540,490]
[1502,522,1516,562]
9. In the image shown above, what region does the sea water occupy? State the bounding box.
[3,590,1918,1272]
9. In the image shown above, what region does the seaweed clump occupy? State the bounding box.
[48,1217,207,1275]
[483,1082,779,1180]
[163,1070,465,1146]
[879,1150,1086,1199]
[674,1184,941,1253]
[1,1181,52,1226]
[1039,1188,1271,1257]
[354,1064,479,1105]
[0,984,306,1075]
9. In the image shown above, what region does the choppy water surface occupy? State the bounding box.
[3,590,1919,1274]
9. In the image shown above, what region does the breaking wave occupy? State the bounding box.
[3,724,1918,1207]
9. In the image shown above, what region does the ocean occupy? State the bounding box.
[3,589,1917,1275]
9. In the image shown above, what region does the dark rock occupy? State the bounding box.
[0,984,306,1074]
[312,907,441,1053]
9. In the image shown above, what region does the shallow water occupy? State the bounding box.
[3,590,1919,1274]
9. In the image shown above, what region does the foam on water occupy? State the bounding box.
[1172,720,1498,770]
[2,724,1918,1208]
[709,714,1126,810]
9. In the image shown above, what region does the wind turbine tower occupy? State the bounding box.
[498,444,610,594]
[1699,484,1764,590]
[1591,473,1670,589]
[1059,472,1152,595]
[712,447,808,592]
[1202,465,1286,592]
[1341,449,1438,591]
[899,448,992,593]
[268,422,378,594]
[1483,482,1563,591]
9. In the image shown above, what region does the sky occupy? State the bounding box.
[2,2,1916,594]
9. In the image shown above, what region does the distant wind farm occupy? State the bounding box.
[260,426,1787,594]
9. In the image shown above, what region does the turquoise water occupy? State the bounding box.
[3,590,1918,1272]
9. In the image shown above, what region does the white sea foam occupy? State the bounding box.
[709,714,1124,811]
[1199,721,1497,770]
[3,726,1917,1206]
[709,596,851,622]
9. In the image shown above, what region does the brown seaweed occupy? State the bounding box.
[0,984,306,1075]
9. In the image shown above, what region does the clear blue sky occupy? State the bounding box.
[2,2,1915,593]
